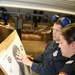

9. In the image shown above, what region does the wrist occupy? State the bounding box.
[29,61,33,67]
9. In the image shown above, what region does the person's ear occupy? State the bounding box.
[71,41,75,48]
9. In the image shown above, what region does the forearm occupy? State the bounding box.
[33,55,43,63]
[26,60,33,67]
[31,62,56,75]
[31,62,42,74]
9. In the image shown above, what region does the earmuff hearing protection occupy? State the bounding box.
[52,15,59,22]
[52,15,71,27]
[61,18,71,27]
[42,15,48,23]
[25,13,31,20]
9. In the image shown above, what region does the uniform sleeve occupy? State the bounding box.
[33,55,43,63]
[54,58,68,71]
[58,59,75,75]
[33,40,53,63]
[31,62,42,74]
[31,40,61,75]
[31,59,62,75]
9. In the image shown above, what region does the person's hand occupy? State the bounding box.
[27,55,34,61]
[16,51,33,67]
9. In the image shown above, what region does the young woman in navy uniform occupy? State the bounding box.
[16,15,71,75]
[59,23,75,75]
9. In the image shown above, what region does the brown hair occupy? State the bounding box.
[54,18,63,27]
[61,23,75,44]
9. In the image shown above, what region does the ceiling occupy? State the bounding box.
[0,0,75,16]
[0,0,75,34]
[0,0,75,24]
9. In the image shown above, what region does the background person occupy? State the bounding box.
[16,15,71,75]
[58,23,75,75]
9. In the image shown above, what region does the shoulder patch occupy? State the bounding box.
[59,72,68,75]
[53,50,58,57]
[66,60,74,64]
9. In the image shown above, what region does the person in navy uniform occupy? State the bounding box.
[58,23,75,75]
[16,15,71,75]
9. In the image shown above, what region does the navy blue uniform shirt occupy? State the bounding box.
[59,54,75,75]
[31,40,68,75]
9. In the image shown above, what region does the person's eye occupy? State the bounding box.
[59,41,62,44]
[54,29,60,32]
[60,42,62,44]
[53,29,58,32]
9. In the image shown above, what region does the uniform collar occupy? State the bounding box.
[65,54,75,64]
[70,54,75,60]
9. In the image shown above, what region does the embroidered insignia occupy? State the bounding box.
[59,72,68,75]
[66,60,74,64]
[53,50,58,57]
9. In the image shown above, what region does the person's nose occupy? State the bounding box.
[58,43,61,49]
[53,30,56,35]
